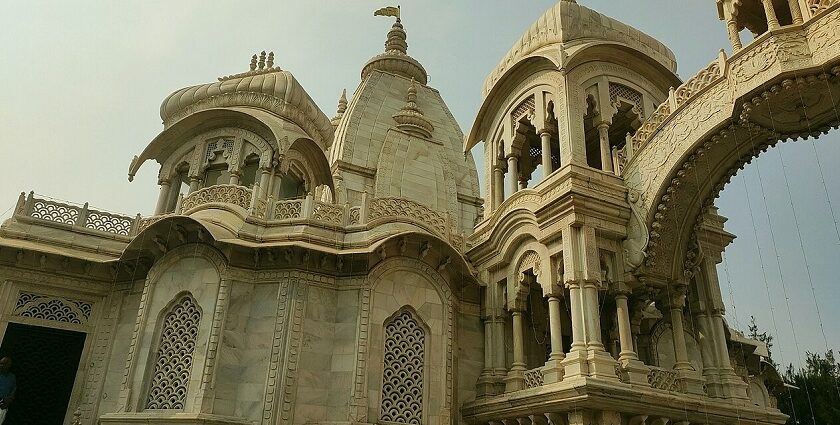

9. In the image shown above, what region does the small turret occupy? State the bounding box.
[392,79,433,138]
[331,89,348,127]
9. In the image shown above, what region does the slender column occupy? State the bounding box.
[539,129,553,176]
[597,122,612,172]
[615,292,638,361]
[711,310,735,373]
[507,155,519,195]
[228,171,240,185]
[493,163,505,207]
[504,309,526,391]
[258,168,272,199]
[165,180,180,213]
[154,180,172,215]
[547,296,565,361]
[723,6,743,51]
[762,0,780,29]
[582,281,605,351]
[567,282,586,352]
[669,286,693,371]
[788,0,804,24]
[189,176,201,193]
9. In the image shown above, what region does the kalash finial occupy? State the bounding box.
[374,6,407,54]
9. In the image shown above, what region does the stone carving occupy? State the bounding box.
[136,214,174,234]
[673,59,722,107]
[368,197,448,236]
[146,294,201,409]
[274,199,303,220]
[647,366,682,393]
[31,199,79,225]
[312,201,344,225]
[261,281,290,425]
[85,210,134,235]
[609,83,643,116]
[14,292,92,324]
[180,184,251,213]
[348,206,361,225]
[380,309,426,424]
[809,0,838,15]
[524,367,544,389]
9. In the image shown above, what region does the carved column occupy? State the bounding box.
[723,5,743,51]
[507,154,520,195]
[154,179,172,215]
[539,129,554,176]
[504,308,527,391]
[615,289,650,383]
[597,122,612,173]
[711,308,749,399]
[762,0,781,29]
[669,285,693,371]
[542,288,566,383]
[258,168,272,200]
[493,162,506,207]
[189,176,202,193]
[228,171,240,186]
[788,0,804,24]
[560,225,589,379]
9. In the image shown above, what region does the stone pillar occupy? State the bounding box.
[507,154,519,195]
[711,309,750,399]
[189,176,202,193]
[723,6,743,51]
[615,290,650,383]
[504,309,526,391]
[788,0,804,24]
[542,292,566,383]
[154,180,172,215]
[695,310,722,394]
[762,0,780,29]
[539,129,553,176]
[477,312,496,397]
[560,226,589,379]
[492,314,507,393]
[228,171,240,186]
[597,122,612,173]
[258,168,272,199]
[668,286,693,371]
[493,163,505,207]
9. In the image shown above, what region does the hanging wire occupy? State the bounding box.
[775,73,840,401]
[740,120,801,423]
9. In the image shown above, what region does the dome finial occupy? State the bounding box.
[375,6,407,54]
[331,89,349,126]
[392,78,433,138]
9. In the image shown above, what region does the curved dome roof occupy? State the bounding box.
[159,57,333,148]
[482,0,678,98]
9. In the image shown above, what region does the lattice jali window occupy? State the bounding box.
[512,95,536,122]
[13,292,92,324]
[146,294,201,410]
[609,83,644,117]
[380,309,425,424]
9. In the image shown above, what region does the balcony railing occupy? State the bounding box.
[523,367,544,389]
[12,192,139,238]
[9,189,467,249]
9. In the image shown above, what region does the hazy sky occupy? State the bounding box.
[1,1,838,369]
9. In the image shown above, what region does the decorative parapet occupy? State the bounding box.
[368,197,449,237]
[8,190,466,249]
[180,184,252,213]
[809,0,839,15]
[12,192,139,238]
[647,366,683,393]
[523,367,544,389]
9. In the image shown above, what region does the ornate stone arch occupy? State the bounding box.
[350,257,455,425]
[279,137,334,199]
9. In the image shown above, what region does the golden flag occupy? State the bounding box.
[374,6,400,19]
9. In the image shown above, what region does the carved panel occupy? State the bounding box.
[30,199,79,225]
[146,294,201,409]
[180,184,252,212]
[379,309,426,424]
[312,201,344,225]
[14,292,92,325]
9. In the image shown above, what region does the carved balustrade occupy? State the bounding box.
[13,191,139,238]
[10,190,466,248]
[523,367,544,389]
[809,0,839,15]
[647,366,684,393]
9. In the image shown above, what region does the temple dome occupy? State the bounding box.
[360,19,428,85]
[159,53,333,149]
[481,0,678,99]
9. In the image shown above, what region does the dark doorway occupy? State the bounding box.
[0,323,86,425]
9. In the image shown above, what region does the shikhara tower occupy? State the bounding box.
[2,1,840,424]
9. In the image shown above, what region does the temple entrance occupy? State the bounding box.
[0,323,86,425]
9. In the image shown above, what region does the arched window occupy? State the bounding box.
[146,294,201,410]
[239,153,260,188]
[380,309,425,424]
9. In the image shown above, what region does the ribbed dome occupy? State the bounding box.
[482,0,678,98]
[159,55,333,147]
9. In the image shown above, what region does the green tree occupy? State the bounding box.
[749,315,777,368]
[778,350,840,424]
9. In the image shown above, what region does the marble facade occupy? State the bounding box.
[3,1,840,424]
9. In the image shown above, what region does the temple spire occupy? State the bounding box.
[331,89,348,126]
[392,78,433,138]
[362,6,427,84]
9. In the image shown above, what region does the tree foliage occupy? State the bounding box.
[777,350,840,423]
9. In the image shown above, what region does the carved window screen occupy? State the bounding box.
[146,294,201,410]
[380,309,425,424]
